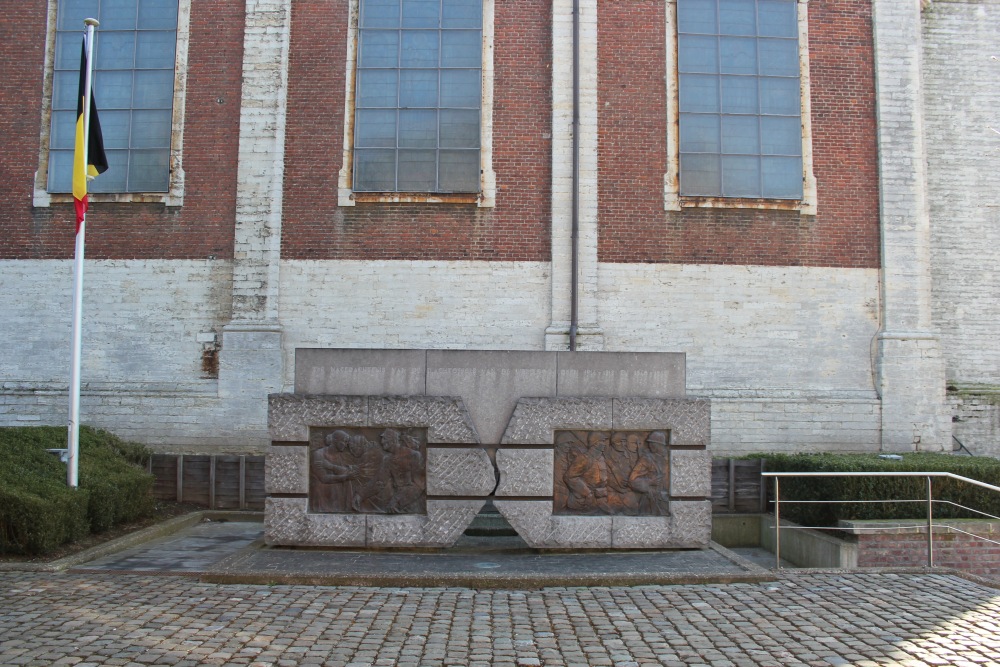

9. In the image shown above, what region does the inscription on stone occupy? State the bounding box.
[553,430,671,516]
[309,427,427,515]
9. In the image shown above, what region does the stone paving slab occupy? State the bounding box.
[0,570,997,667]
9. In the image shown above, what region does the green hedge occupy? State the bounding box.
[757,453,1000,527]
[0,426,154,554]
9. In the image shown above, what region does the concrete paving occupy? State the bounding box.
[1,517,998,666]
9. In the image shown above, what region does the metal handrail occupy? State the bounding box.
[761,471,1000,569]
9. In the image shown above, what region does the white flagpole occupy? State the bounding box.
[67,18,99,489]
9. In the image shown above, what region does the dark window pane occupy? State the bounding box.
[679,154,721,195]
[762,156,802,198]
[135,31,176,69]
[402,0,439,28]
[760,116,801,155]
[679,74,719,113]
[358,69,399,107]
[440,109,480,148]
[679,114,720,153]
[47,149,74,192]
[58,0,99,30]
[721,115,759,154]
[399,109,437,147]
[720,37,756,75]
[362,0,400,28]
[439,150,479,192]
[126,148,170,191]
[354,149,397,190]
[359,30,399,68]
[759,0,797,38]
[401,31,439,67]
[440,69,480,107]
[678,35,718,74]
[95,32,136,69]
[99,109,132,149]
[50,110,78,150]
[442,0,481,28]
[441,30,481,68]
[722,155,760,196]
[759,76,799,115]
[758,38,798,76]
[100,0,138,30]
[721,75,757,114]
[355,109,398,147]
[399,69,438,107]
[397,150,437,190]
[719,0,755,35]
[677,0,716,34]
[52,71,79,111]
[133,69,174,107]
[138,0,178,30]
[95,70,134,108]
[88,148,129,192]
[131,109,172,148]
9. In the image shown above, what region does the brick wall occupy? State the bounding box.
[280,0,552,262]
[597,0,880,268]
[0,0,244,261]
[851,522,1000,577]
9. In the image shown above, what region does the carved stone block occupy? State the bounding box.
[551,516,614,548]
[303,513,367,547]
[265,445,309,495]
[669,450,712,497]
[611,516,672,549]
[264,497,308,545]
[308,427,426,515]
[667,500,713,548]
[495,448,553,497]
[493,500,555,548]
[426,447,496,496]
[500,397,613,444]
[369,395,479,444]
[368,500,486,547]
[612,398,710,446]
[268,394,367,441]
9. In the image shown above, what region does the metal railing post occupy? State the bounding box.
[927,476,934,568]
[774,477,781,569]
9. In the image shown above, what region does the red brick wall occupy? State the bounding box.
[280,0,552,262]
[597,0,881,269]
[857,525,1000,577]
[0,0,244,260]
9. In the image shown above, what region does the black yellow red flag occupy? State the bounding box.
[73,34,108,231]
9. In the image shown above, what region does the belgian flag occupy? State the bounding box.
[73,34,108,230]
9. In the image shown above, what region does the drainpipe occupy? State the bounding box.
[569,0,580,351]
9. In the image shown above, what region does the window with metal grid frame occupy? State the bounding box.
[47,0,177,194]
[677,0,803,199]
[353,0,483,193]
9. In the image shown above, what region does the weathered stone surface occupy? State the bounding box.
[495,448,553,497]
[367,515,426,547]
[265,445,309,495]
[268,394,367,441]
[369,395,479,444]
[303,513,367,547]
[668,500,713,547]
[493,500,554,548]
[368,500,485,547]
[426,447,496,496]
[427,350,558,445]
[294,349,427,395]
[500,397,613,444]
[264,497,307,545]
[551,516,613,548]
[670,450,712,497]
[612,398,711,446]
[611,517,673,549]
[556,352,686,398]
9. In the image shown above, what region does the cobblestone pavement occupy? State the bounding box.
[1,571,997,667]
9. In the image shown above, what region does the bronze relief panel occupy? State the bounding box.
[309,427,427,515]
[553,430,671,516]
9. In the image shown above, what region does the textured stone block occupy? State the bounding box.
[551,516,613,548]
[268,394,367,441]
[667,500,713,548]
[670,450,712,497]
[426,447,496,496]
[611,517,673,549]
[294,349,427,395]
[500,397,613,444]
[556,352,686,398]
[264,497,307,545]
[265,445,309,495]
[612,398,711,446]
[369,395,479,444]
[368,500,485,547]
[426,350,557,445]
[304,513,367,547]
[495,448,553,497]
[493,500,554,548]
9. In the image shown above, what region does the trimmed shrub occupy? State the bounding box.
[758,453,1000,527]
[0,426,154,554]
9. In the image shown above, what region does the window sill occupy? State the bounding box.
[339,189,493,207]
[676,196,815,215]
[34,191,183,208]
